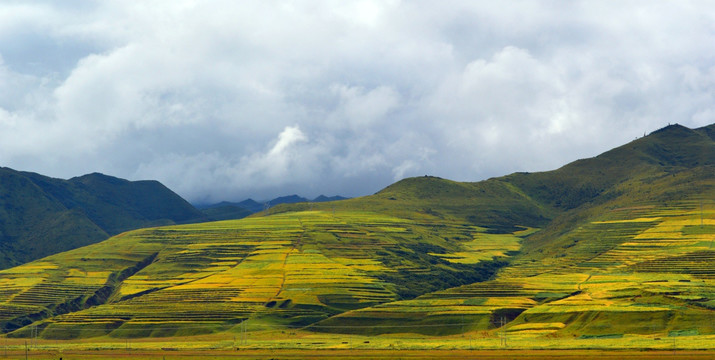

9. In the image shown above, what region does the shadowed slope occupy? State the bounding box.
[0,170,206,269]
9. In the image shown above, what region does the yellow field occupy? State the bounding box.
[0,199,712,349]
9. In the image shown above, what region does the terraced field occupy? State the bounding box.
[0,210,520,339]
[0,123,712,350]
[321,199,714,338]
[2,198,710,344]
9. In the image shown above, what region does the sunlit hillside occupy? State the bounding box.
[0,210,522,339]
[0,123,712,350]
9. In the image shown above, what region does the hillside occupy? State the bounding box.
[0,170,206,269]
[270,176,554,234]
[0,123,712,348]
[295,124,715,336]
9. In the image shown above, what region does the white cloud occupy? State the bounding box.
[0,1,714,201]
[329,84,401,129]
[392,160,418,181]
[243,125,310,180]
[135,125,324,202]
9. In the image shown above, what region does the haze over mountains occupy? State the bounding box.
[0,123,712,341]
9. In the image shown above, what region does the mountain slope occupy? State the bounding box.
[503,123,713,253]
[0,210,521,337]
[0,123,712,343]
[317,124,714,335]
[0,170,206,269]
[503,124,713,211]
[270,176,554,234]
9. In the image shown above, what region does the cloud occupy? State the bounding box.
[392,160,419,181]
[134,125,318,202]
[243,125,310,181]
[329,85,401,129]
[1,2,714,202]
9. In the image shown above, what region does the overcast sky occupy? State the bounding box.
[1,1,714,203]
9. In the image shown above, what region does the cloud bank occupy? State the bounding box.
[1,1,714,202]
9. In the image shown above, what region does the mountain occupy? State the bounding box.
[199,203,253,222]
[0,170,206,269]
[313,195,349,202]
[268,194,309,205]
[0,123,712,345]
[197,195,350,220]
[314,124,714,335]
[234,198,263,212]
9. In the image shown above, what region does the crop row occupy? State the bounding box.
[630,250,715,277]
[0,304,43,320]
[10,282,99,306]
[423,281,528,299]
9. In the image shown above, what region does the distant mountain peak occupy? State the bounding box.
[313,195,349,202]
[70,172,130,186]
[268,195,308,205]
[650,123,687,134]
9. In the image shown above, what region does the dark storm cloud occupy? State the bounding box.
[1,1,714,203]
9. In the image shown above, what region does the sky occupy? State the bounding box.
[1,1,714,204]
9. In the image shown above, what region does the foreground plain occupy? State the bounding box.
[3,349,715,360]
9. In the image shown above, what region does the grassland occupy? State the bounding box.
[1,330,714,359]
[4,348,715,360]
[0,209,525,341]
[0,199,712,350]
[0,123,712,352]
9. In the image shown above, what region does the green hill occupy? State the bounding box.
[0,170,206,269]
[270,176,554,234]
[0,123,712,348]
[299,124,714,336]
